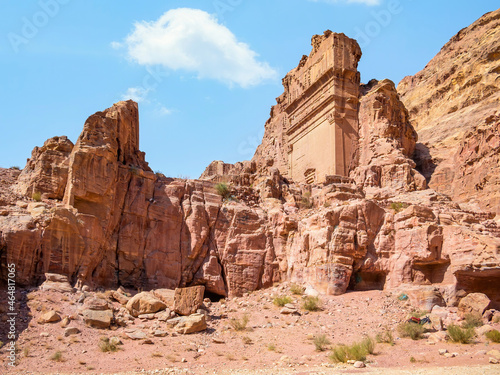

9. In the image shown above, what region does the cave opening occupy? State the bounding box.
[456,271,500,310]
[412,261,451,284]
[204,290,226,302]
[349,271,387,291]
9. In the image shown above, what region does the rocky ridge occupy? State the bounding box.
[1,15,500,314]
[398,8,500,215]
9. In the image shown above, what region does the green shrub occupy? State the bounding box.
[290,283,305,295]
[302,296,320,311]
[447,324,474,344]
[390,202,408,213]
[410,356,416,363]
[301,192,313,209]
[376,329,394,345]
[215,182,232,200]
[461,313,483,329]
[409,309,428,318]
[485,329,500,343]
[313,334,331,352]
[10,166,20,170]
[50,351,64,362]
[129,165,139,175]
[273,295,292,307]
[397,322,425,340]
[267,343,276,352]
[329,345,348,363]
[329,337,375,363]
[361,336,375,354]
[229,314,249,331]
[32,191,42,202]
[98,337,119,352]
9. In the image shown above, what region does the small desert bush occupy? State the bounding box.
[290,283,305,295]
[376,329,394,345]
[302,296,320,311]
[273,295,292,307]
[410,356,417,363]
[267,343,276,351]
[390,202,408,213]
[485,329,500,343]
[128,165,139,175]
[461,313,483,329]
[242,336,253,345]
[10,166,20,170]
[50,351,64,362]
[397,322,425,340]
[215,182,231,200]
[329,337,375,363]
[98,337,119,352]
[229,314,249,331]
[361,336,375,354]
[313,334,331,352]
[32,191,42,202]
[409,309,428,318]
[447,324,475,344]
[301,192,313,209]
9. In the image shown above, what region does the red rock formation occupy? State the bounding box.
[15,136,73,200]
[2,16,500,308]
[398,8,500,214]
[351,79,427,198]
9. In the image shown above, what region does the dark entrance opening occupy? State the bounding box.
[349,271,387,291]
[204,290,226,302]
[456,270,500,310]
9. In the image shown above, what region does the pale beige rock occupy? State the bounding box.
[174,286,205,316]
[40,273,74,293]
[458,293,491,318]
[82,309,113,329]
[64,327,80,337]
[152,289,175,307]
[174,313,207,334]
[126,292,167,317]
[38,311,61,324]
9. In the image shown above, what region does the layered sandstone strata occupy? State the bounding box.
[398,8,500,214]
[2,16,500,308]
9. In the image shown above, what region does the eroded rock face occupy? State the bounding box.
[2,17,500,307]
[351,79,427,198]
[398,9,500,215]
[15,136,74,200]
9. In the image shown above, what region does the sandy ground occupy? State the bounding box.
[1,285,500,375]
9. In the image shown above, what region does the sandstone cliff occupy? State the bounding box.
[398,8,500,215]
[2,19,500,309]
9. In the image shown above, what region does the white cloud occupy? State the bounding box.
[309,0,381,5]
[122,87,151,103]
[118,8,277,88]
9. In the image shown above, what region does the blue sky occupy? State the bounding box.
[1,1,498,178]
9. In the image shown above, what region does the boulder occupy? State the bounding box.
[126,292,167,317]
[111,291,130,305]
[173,286,205,316]
[82,309,113,329]
[83,297,109,311]
[458,293,491,319]
[64,327,80,337]
[38,311,61,324]
[39,273,74,293]
[125,329,147,340]
[407,287,445,311]
[175,313,207,334]
[152,289,175,307]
